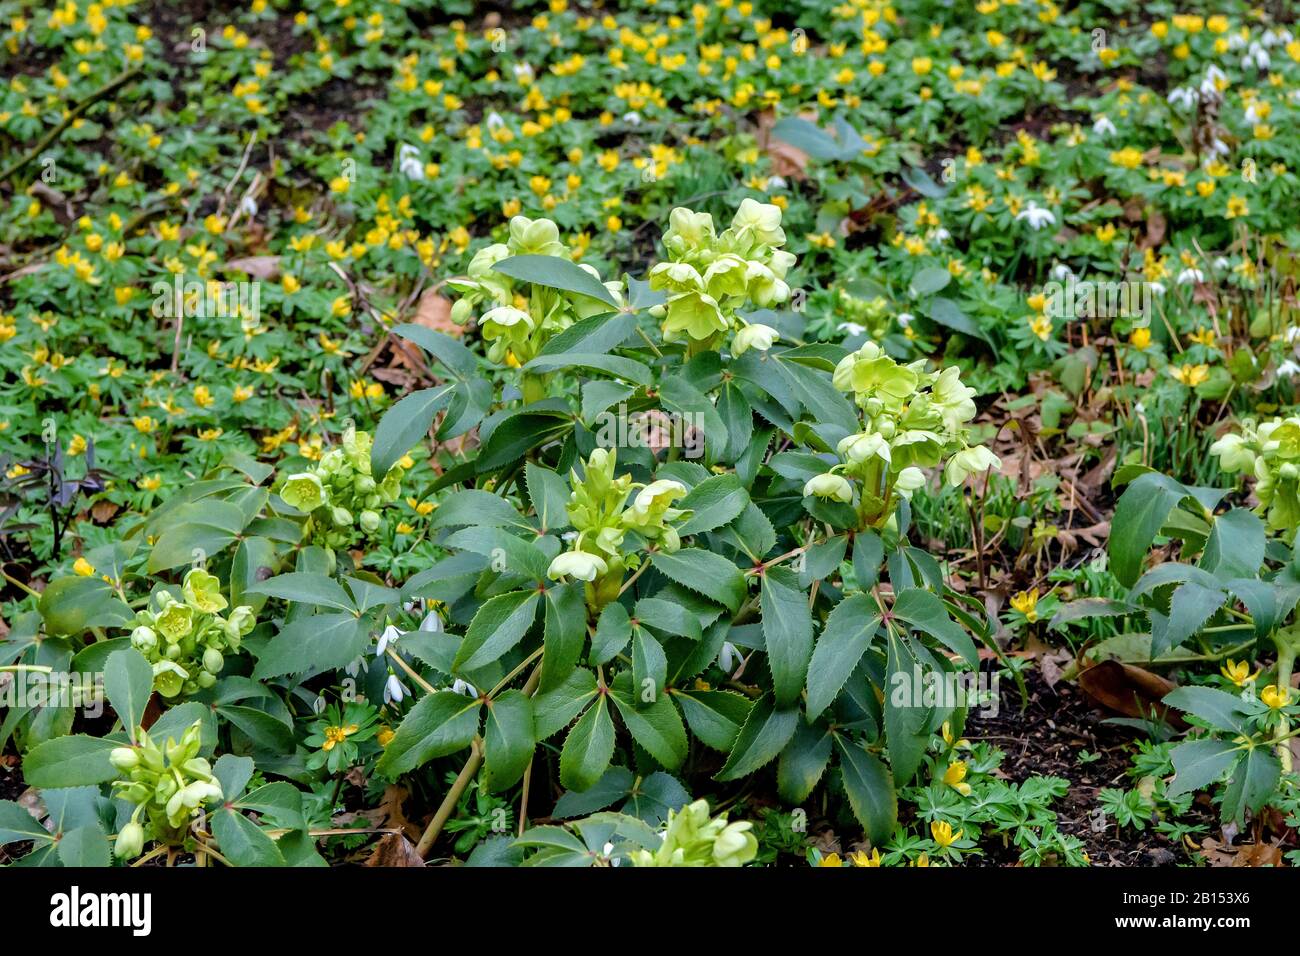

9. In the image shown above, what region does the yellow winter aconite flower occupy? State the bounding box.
[1109,147,1143,170]
[1220,659,1257,687]
[1261,685,1290,710]
[73,557,96,577]
[849,849,882,867]
[942,761,972,796]
[1129,327,1152,350]
[1170,364,1209,387]
[817,852,843,867]
[1010,588,1039,622]
[930,820,962,848]
[1225,195,1249,219]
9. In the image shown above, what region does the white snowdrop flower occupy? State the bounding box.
[1243,43,1269,71]
[1279,360,1300,378]
[768,175,787,189]
[376,624,402,657]
[837,321,867,336]
[384,674,409,704]
[1208,138,1230,157]
[1213,257,1230,270]
[1167,87,1198,110]
[1149,282,1166,296]
[1016,201,1055,230]
[930,227,950,243]
[1244,103,1262,125]
[512,62,534,82]
[1201,65,1227,100]
[1092,115,1117,136]
[418,610,443,633]
[345,657,362,678]
[451,678,478,698]
[897,312,914,327]
[561,530,580,542]
[485,112,505,129]
[398,143,424,180]
[238,195,258,219]
[601,842,621,866]
[1051,263,1074,281]
[621,111,642,125]
[1176,268,1204,285]
[1134,401,1145,415]
[718,641,744,675]
[1284,326,1300,343]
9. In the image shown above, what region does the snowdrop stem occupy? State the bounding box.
[387,646,436,696]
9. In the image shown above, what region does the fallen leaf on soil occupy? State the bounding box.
[224,255,281,280]
[91,500,119,523]
[413,288,460,336]
[365,832,425,867]
[1077,660,1185,727]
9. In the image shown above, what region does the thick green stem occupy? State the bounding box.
[1274,633,1297,772]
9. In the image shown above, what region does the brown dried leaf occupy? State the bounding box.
[365,832,426,867]
[414,288,460,336]
[224,255,281,280]
[1077,660,1185,727]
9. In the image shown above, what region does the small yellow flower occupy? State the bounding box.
[1170,364,1209,387]
[1220,659,1257,687]
[911,852,930,867]
[1262,684,1290,709]
[377,726,395,747]
[73,557,96,577]
[1010,588,1039,623]
[1129,327,1152,350]
[930,820,962,848]
[817,852,843,867]
[849,848,882,867]
[942,760,972,796]
[1225,195,1249,219]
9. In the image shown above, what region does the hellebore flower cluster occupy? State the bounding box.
[628,799,758,867]
[546,448,690,608]
[109,721,222,859]
[446,215,623,370]
[278,425,404,551]
[648,198,794,355]
[803,343,1000,527]
[125,567,254,697]
[1211,416,1300,533]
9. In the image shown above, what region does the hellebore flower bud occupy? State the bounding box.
[110,747,140,772]
[202,647,224,674]
[114,821,145,860]
[359,509,381,533]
